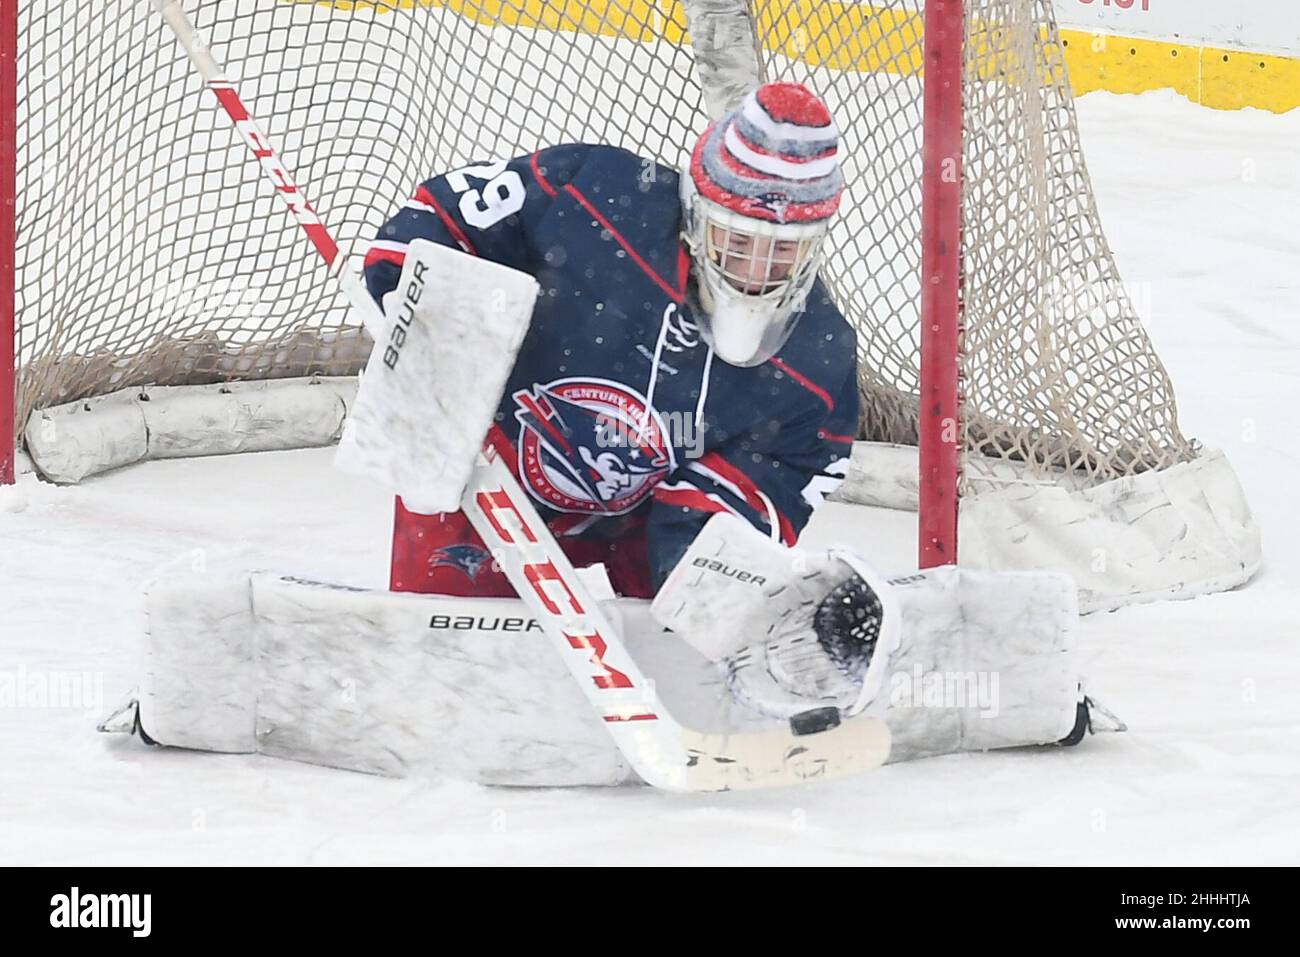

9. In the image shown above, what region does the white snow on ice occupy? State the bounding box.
[1,90,1298,865]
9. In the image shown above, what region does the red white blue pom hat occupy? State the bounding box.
[681,82,845,367]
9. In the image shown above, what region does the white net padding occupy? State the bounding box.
[12,0,1264,606]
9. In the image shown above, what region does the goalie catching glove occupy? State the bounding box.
[651,514,900,720]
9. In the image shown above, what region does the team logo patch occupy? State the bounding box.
[513,378,674,515]
[753,191,793,220]
[429,544,494,581]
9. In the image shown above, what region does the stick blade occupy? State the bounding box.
[679,715,891,792]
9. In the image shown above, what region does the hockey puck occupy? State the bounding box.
[789,707,841,736]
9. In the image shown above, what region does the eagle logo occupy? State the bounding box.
[429,544,494,582]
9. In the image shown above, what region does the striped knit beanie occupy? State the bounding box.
[689,82,843,225]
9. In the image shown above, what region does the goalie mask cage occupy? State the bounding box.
[0,0,1259,609]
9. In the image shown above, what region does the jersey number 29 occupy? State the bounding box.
[448,160,526,229]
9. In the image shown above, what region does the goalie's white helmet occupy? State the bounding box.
[682,82,844,367]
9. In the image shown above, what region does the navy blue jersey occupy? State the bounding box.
[365,144,858,590]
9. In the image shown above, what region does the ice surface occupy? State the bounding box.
[1,91,1297,865]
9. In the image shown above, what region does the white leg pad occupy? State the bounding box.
[141,575,258,753]
[140,574,630,786]
[862,566,1081,761]
[133,568,1083,782]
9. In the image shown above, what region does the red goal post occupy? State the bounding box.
[918,0,963,568]
[1,0,16,485]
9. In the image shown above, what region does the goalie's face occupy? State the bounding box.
[683,185,830,367]
[707,224,810,295]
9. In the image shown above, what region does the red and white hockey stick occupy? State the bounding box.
[156,0,890,790]
[463,446,890,790]
[150,0,383,333]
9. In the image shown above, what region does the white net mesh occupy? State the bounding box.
[10,0,1196,489]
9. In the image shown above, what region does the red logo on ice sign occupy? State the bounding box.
[513,378,674,515]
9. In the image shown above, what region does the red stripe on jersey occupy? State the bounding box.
[485,424,517,473]
[530,152,557,198]
[697,452,797,546]
[817,428,855,445]
[769,357,834,412]
[564,184,684,304]
[415,185,478,257]
[363,246,407,270]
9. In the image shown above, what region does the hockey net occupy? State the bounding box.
[3,0,1258,606]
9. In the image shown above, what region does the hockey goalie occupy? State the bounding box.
[108,84,1119,791]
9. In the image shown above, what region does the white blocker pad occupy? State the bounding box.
[652,514,1082,759]
[334,239,538,513]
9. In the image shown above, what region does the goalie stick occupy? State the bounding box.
[155,0,890,791]
[462,445,890,790]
